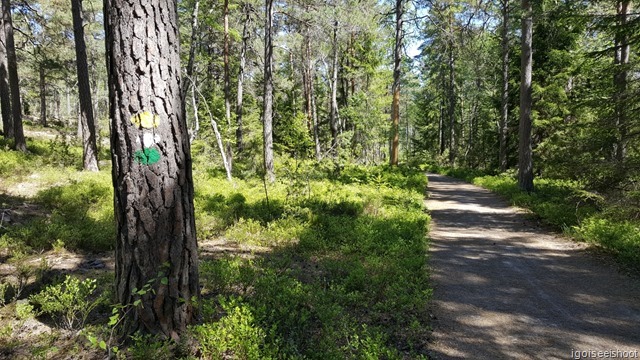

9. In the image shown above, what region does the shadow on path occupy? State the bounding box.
[427,174,640,360]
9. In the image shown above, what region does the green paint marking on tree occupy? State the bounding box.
[134,147,161,165]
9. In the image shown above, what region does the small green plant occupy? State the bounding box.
[0,281,10,306]
[83,273,168,358]
[127,333,175,360]
[192,296,272,359]
[29,275,104,329]
[13,263,34,300]
[52,239,65,252]
[15,301,35,320]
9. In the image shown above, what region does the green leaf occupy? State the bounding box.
[99,340,107,350]
[87,335,97,346]
[133,299,142,307]
[160,277,169,285]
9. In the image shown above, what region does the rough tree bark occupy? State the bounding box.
[2,0,26,151]
[389,0,403,166]
[104,0,200,338]
[518,0,534,192]
[0,7,11,140]
[499,0,509,172]
[71,0,99,172]
[236,2,250,154]
[263,0,275,182]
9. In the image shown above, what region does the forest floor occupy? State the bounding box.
[0,129,432,359]
[426,173,640,359]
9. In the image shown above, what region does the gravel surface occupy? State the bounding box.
[426,174,640,360]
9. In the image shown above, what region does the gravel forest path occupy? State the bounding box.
[426,174,640,360]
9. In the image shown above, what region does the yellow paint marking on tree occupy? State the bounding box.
[131,111,160,129]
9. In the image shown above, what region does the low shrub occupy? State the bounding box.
[29,275,105,330]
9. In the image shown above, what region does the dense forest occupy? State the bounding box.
[0,0,639,358]
[3,0,640,190]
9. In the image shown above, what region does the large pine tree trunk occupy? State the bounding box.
[104,0,200,338]
[389,0,403,166]
[263,0,275,182]
[0,7,11,140]
[2,0,25,152]
[499,0,510,172]
[71,0,99,172]
[518,0,534,192]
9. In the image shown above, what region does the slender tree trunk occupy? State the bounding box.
[184,0,199,142]
[54,88,60,120]
[104,0,200,338]
[183,0,199,98]
[438,98,444,156]
[390,0,403,166]
[0,7,11,139]
[66,86,71,118]
[236,2,250,154]
[302,31,312,131]
[447,43,456,165]
[311,72,321,160]
[263,0,275,182]
[329,18,340,155]
[39,64,47,126]
[518,0,534,192]
[77,102,82,139]
[2,0,25,151]
[499,0,510,172]
[189,82,199,143]
[71,0,99,172]
[302,21,321,160]
[223,0,233,171]
[192,79,232,181]
[614,0,630,164]
[182,0,200,97]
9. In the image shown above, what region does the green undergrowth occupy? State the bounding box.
[191,160,432,358]
[1,136,432,358]
[0,136,115,256]
[429,165,640,272]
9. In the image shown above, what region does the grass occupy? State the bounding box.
[0,135,432,358]
[428,165,640,272]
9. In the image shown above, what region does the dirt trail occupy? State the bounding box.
[426,174,640,360]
